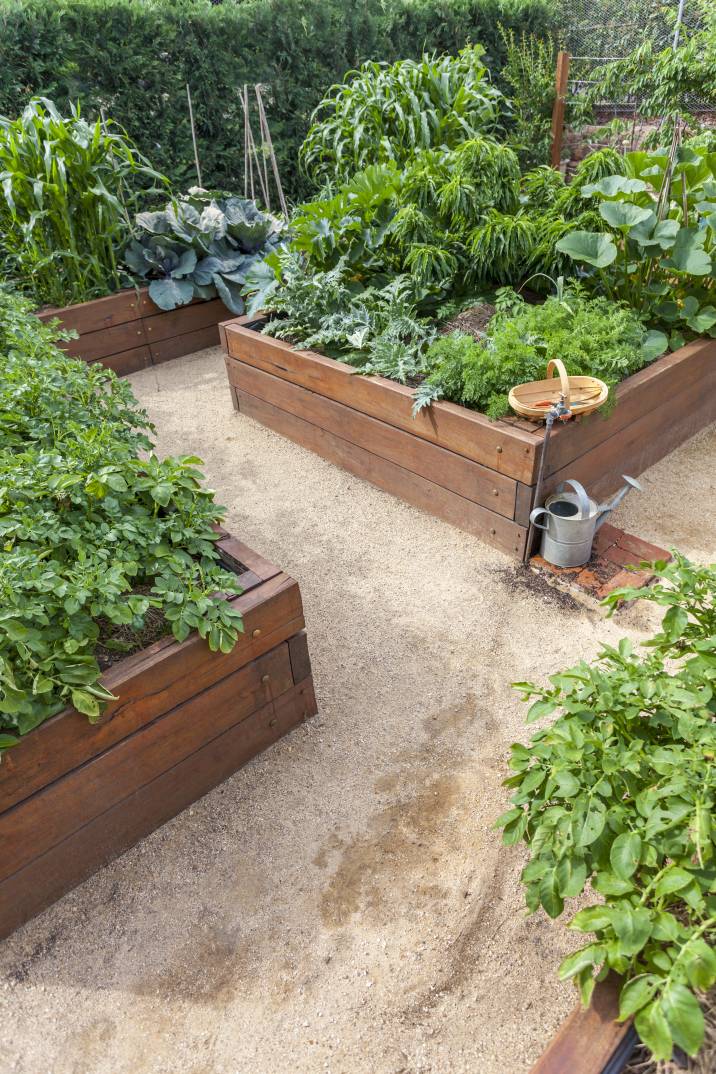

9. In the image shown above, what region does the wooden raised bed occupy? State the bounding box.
[0,531,317,939]
[531,976,637,1074]
[37,287,231,376]
[221,319,716,558]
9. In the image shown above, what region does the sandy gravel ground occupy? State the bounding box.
[1,345,714,1074]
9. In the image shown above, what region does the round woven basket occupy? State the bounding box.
[508,358,608,421]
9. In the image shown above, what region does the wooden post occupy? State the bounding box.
[550,50,570,169]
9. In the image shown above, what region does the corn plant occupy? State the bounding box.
[299,46,504,184]
[0,97,166,307]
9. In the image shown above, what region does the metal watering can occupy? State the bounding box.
[529,476,643,568]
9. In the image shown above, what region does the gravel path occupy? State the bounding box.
[2,345,714,1074]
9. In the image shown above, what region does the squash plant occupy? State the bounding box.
[497,554,716,1062]
[555,146,716,348]
[0,293,243,747]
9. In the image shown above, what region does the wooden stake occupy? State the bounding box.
[550,51,570,169]
[255,85,289,218]
[186,83,203,188]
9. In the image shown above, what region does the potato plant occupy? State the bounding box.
[498,554,716,1063]
[0,293,243,746]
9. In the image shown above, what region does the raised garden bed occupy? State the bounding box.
[221,318,716,558]
[531,976,637,1074]
[37,287,232,376]
[0,531,317,940]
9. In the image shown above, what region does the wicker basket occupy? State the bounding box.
[508,358,608,421]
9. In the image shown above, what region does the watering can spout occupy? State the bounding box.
[594,475,643,530]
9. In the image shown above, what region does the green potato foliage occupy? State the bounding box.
[299,46,504,185]
[497,554,716,1063]
[0,292,243,746]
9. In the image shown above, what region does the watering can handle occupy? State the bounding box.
[546,358,571,407]
[555,478,591,518]
[529,507,550,531]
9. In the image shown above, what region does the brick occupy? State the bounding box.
[616,532,670,563]
[603,543,643,568]
[574,568,602,592]
[597,568,654,600]
[530,555,582,576]
[592,523,622,555]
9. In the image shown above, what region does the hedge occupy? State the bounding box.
[0,0,559,203]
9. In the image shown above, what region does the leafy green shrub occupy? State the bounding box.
[419,285,666,417]
[287,138,521,299]
[497,553,716,1064]
[555,146,716,348]
[0,292,243,744]
[0,97,164,307]
[124,188,284,314]
[251,252,435,383]
[299,46,504,184]
[0,0,559,203]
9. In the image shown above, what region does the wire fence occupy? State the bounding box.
[559,0,711,116]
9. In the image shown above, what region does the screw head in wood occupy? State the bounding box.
[496,446,503,454]
[261,674,270,684]
[490,528,496,536]
[252,628,261,638]
[269,717,277,727]
[492,488,498,496]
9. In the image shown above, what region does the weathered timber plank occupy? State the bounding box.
[223,323,538,482]
[0,644,296,883]
[149,324,220,364]
[530,976,631,1074]
[37,289,143,335]
[0,678,316,940]
[0,576,304,813]
[143,298,229,344]
[232,361,517,518]
[544,376,716,503]
[541,337,716,476]
[237,389,528,558]
[88,345,151,376]
[288,631,312,686]
[58,318,148,362]
[217,534,284,583]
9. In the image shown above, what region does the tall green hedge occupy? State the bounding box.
[0,0,558,203]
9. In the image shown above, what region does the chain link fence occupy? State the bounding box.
[559,0,710,117]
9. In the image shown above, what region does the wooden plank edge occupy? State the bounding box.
[229,359,518,520]
[237,387,528,559]
[0,677,316,940]
[530,976,634,1074]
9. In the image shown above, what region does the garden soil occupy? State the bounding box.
[1,345,714,1074]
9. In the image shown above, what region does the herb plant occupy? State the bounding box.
[299,46,504,185]
[124,188,284,315]
[0,292,243,746]
[497,554,716,1063]
[0,97,166,308]
[418,285,666,418]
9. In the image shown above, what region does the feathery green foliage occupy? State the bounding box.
[419,286,665,418]
[0,97,165,306]
[0,292,243,742]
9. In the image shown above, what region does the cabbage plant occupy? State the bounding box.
[124,188,285,314]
